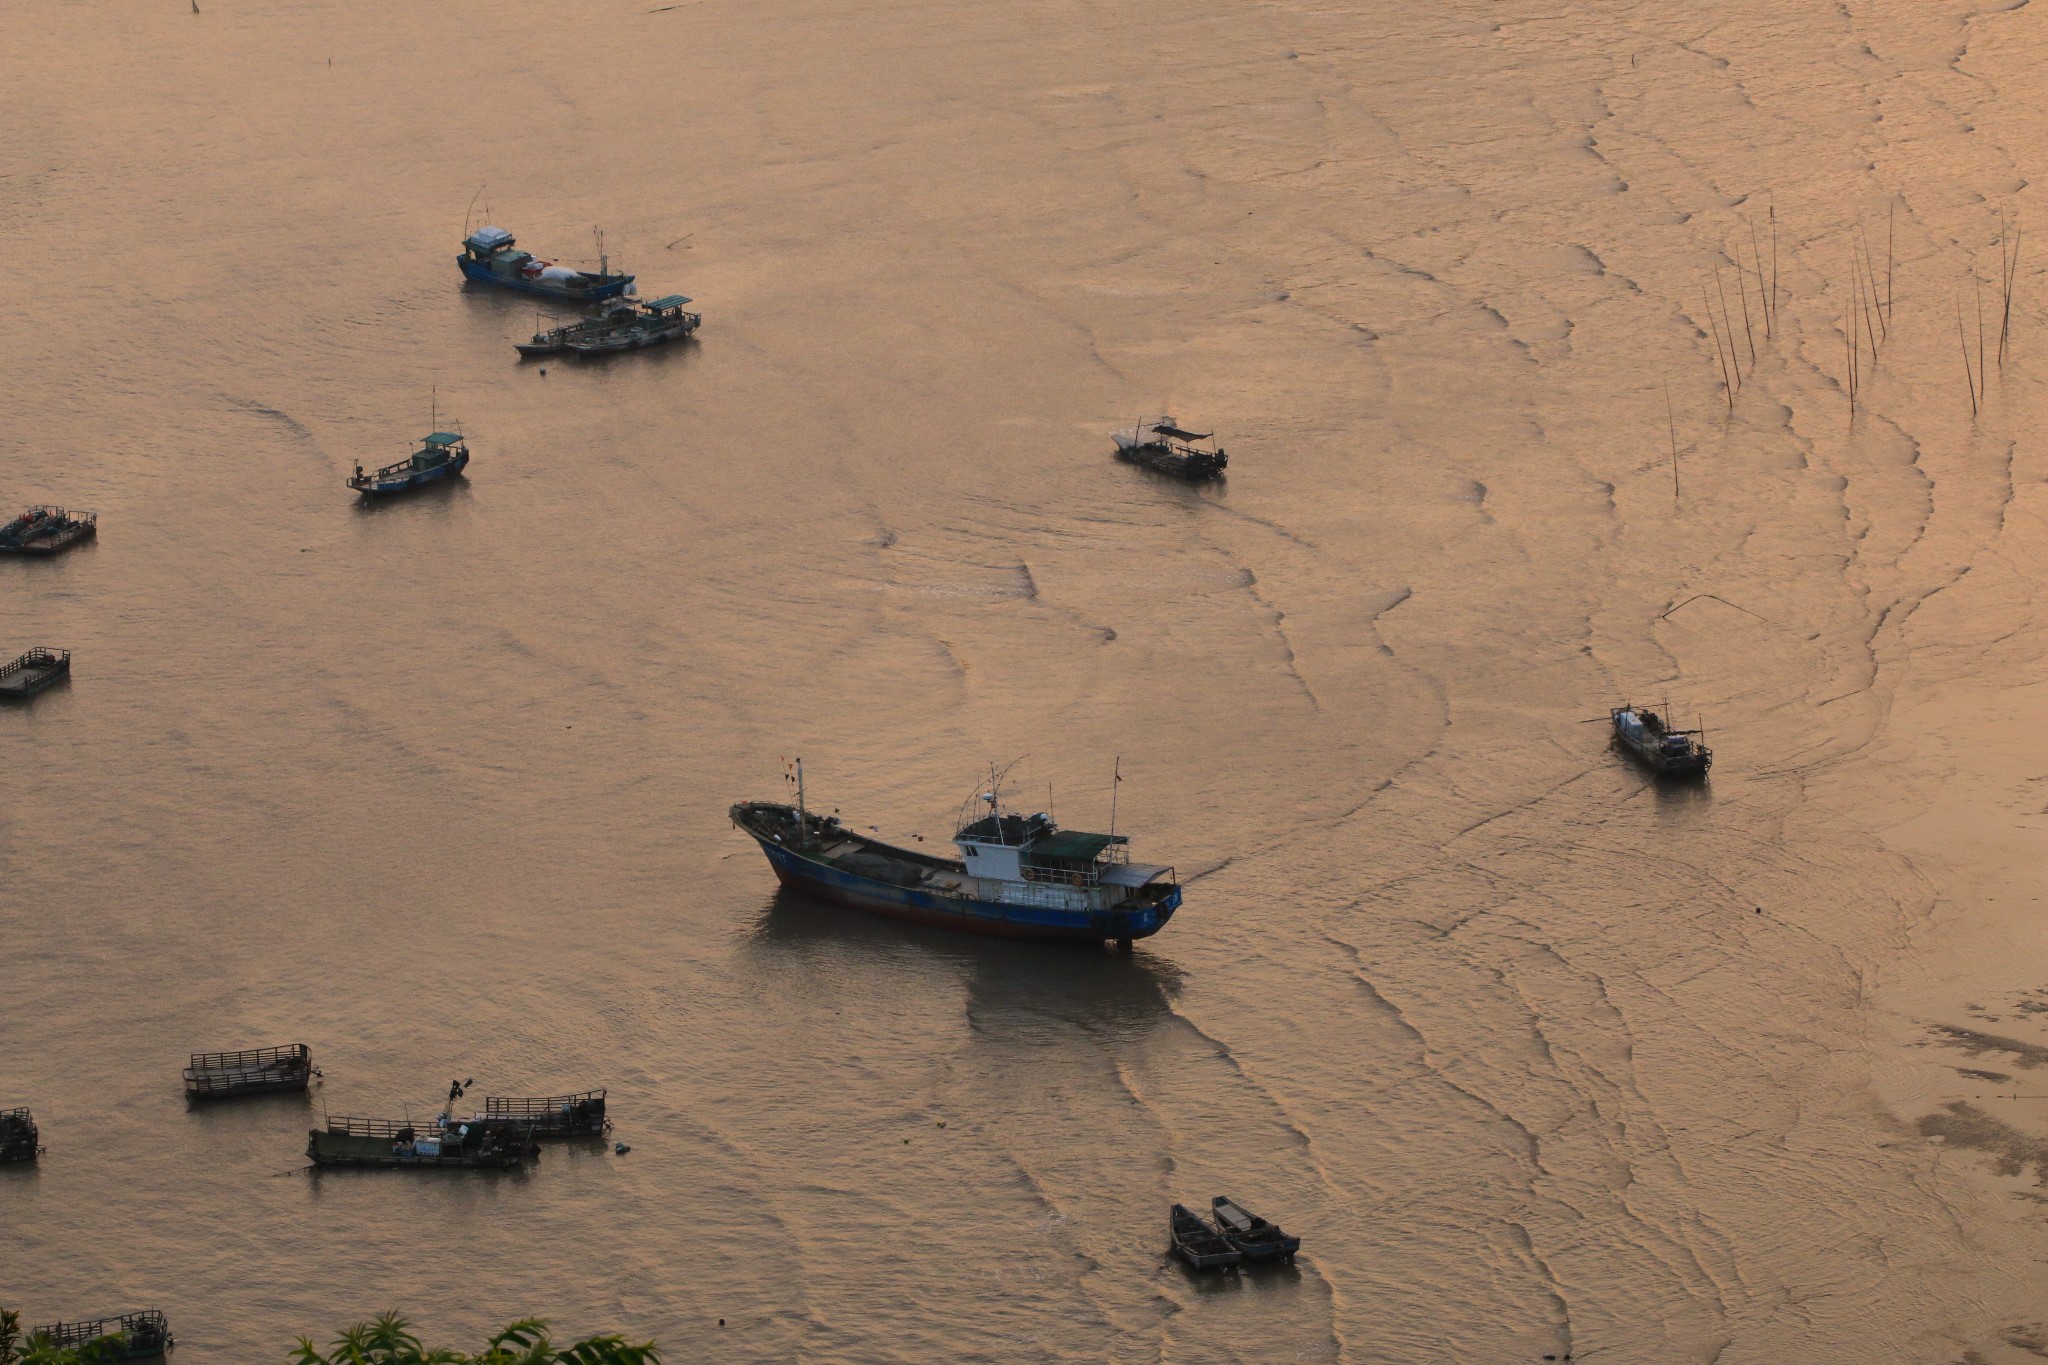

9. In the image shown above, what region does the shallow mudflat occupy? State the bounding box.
[7,0,2048,1360]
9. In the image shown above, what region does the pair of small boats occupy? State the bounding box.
[305,1088,608,1170]
[1170,1197,1300,1270]
[1113,418,1228,480]
[183,1043,317,1100]
[348,431,469,497]
[0,647,70,701]
[23,1311,172,1361]
[0,506,95,556]
[517,294,701,357]
[1610,703,1712,777]
[1,1106,42,1162]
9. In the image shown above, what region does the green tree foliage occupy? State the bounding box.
[0,1310,125,1365]
[289,1313,661,1365]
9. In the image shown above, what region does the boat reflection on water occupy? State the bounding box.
[749,885,1184,1041]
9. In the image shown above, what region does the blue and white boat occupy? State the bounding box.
[348,432,469,496]
[1610,703,1711,777]
[730,764,1183,947]
[458,226,635,302]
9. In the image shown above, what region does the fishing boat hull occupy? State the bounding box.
[0,511,96,556]
[1112,439,1228,480]
[307,1124,535,1170]
[732,802,1180,944]
[458,256,634,302]
[1170,1205,1242,1270]
[1610,708,1711,778]
[350,448,468,496]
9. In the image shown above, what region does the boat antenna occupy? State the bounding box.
[464,183,486,239]
[595,226,608,278]
[431,386,436,432]
[1108,755,1121,841]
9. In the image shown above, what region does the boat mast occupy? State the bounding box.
[1109,755,1121,841]
[795,757,807,846]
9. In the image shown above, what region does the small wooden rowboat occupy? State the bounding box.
[1170,1203,1242,1270]
[1210,1195,1300,1260]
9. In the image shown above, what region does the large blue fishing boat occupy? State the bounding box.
[730,763,1182,947]
[458,226,635,302]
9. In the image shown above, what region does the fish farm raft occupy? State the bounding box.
[183,1043,316,1100]
[0,507,96,556]
[307,1115,538,1170]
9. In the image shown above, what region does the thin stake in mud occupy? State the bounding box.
[1858,223,1886,344]
[1748,216,1770,338]
[1714,264,1744,383]
[1733,248,1758,363]
[1855,257,1880,373]
[1705,289,1734,408]
[1957,300,1979,417]
[2001,216,2021,366]
[1664,380,1680,502]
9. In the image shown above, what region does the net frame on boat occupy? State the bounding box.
[183,1042,314,1099]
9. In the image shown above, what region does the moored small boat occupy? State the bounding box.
[184,1043,317,1101]
[459,226,634,302]
[347,432,469,496]
[27,1311,172,1360]
[1113,418,1228,479]
[0,647,70,701]
[561,294,700,355]
[1209,1196,1300,1261]
[307,1115,537,1170]
[1610,703,1711,777]
[1170,1203,1242,1270]
[480,1090,609,1138]
[0,507,96,556]
[731,762,1183,946]
[0,1106,43,1162]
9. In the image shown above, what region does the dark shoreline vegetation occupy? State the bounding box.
[0,1310,661,1364]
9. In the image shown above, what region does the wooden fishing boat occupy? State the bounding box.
[0,648,69,701]
[307,1115,537,1170]
[0,507,96,556]
[480,1090,608,1138]
[27,1311,173,1360]
[563,294,700,355]
[1610,703,1711,778]
[347,432,469,496]
[1112,418,1228,479]
[1170,1203,1241,1270]
[1210,1196,1300,1261]
[184,1043,317,1100]
[0,1107,42,1162]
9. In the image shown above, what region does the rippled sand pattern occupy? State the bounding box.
[9,0,2048,1360]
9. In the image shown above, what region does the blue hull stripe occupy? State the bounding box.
[749,834,1179,942]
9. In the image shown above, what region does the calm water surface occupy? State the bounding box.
[9,1,2048,1360]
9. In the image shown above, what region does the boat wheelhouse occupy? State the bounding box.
[184,1043,317,1100]
[0,507,96,556]
[348,432,469,496]
[0,1107,42,1162]
[307,1115,537,1170]
[1112,418,1228,479]
[27,1311,172,1360]
[0,647,69,700]
[730,763,1182,946]
[459,226,634,302]
[1611,703,1711,777]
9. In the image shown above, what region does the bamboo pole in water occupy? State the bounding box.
[2001,218,2021,366]
[1885,201,1895,325]
[1713,264,1742,388]
[1665,380,1680,502]
[1859,223,1886,344]
[1977,272,1988,398]
[1733,253,1757,364]
[1856,258,1880,371]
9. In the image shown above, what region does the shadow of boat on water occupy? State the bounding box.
[748,885,1185,1041]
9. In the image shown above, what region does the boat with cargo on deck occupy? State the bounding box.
[307,1115,537,1170]
[0,507,95,556]
[1113,418,1228,479]
[1610,703,1711,778]
[479,1090,609,1138]
[730,761,1182,947]
[348,432,469,496]
[459,226,634,302]
[516,294,700,357]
